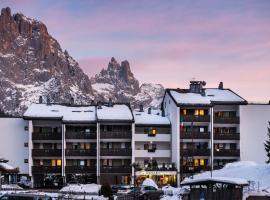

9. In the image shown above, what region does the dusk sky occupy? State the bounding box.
[1,0,270,102]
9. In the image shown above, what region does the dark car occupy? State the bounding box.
[128,186,164,200]
[0,193,52,200]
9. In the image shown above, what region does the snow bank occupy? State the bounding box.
[60,183,101,194]
[1,184,23,190]
[142,178,158,189]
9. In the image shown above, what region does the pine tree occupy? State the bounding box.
[264,122,270,164]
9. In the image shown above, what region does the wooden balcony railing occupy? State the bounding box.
[180,148,210,156]
[180,132,210,139]
[65,166,96,174]
[214,116,240,124]
[214,149,240,157]
[182,115,210,122]
[65,149,96,157]
[32,149,62,157]
[100,148,132,156]
[100,131,132,139]
[65,132,96,140]
[214,133,240,140]
[32,166,62,174]
[32,132,62,140]
[100,166,131,173]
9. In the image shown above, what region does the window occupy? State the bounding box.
[52,160,56,167]
[194,159,199,167]
[24,126,28,131]
[200,159,205,166]
[195,109,205,116]
[182,109,187,115]
[199,109,205,116]
[144,144,149,150]
[24,159,28,163]
[24,142,28,147]
[57,160,62,166]
[144,128,149,134]
[152,128,157,135]
[80,160,85,166]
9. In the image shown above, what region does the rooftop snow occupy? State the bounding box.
[97,104,133,121]
[170,88,246,105]
[0,162,16,170]
[24,103,96,122]
[134,110,170,125]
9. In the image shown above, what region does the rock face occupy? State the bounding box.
[0,7,94,115]
[91,57,165,109]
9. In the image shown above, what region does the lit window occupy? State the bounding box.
[183,109,187,115]
[194,110,199,116]
[57,160,62,166]
[199,110,205,116]
[194,159,199,167]
[151,128,157,135]
[51,160,56,166]
[200,159,205,166]
[80,160,85,166]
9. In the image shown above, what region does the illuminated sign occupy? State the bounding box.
[136,171,177,176]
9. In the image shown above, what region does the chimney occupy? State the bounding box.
[148,107,151,114]
[39,96,43,104]
[108,98,113,107]
[162,109,165,117]
[139,104,143,112]
[47,96,51,105]
[218,82,224,89]
[70,97,74,105]
[201,89,206,96]
[97,101,102,109]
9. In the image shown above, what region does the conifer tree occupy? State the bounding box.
[264,122,270,164]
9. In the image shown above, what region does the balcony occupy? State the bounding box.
[100,148,132,156]
[66,132,96,140]
[32,132,62,140]
[32,149,62,157]
[135,150,171,158]
[214,149,240,157]
[214,133,240,140]
[100,131,132,139]
[181,165,211,174]
[65,166,96,174]
[180,148,210,156]
[180,131,210,139]
[214,116,239,124]
[100,166,131,173]
[135,163,176,172]
[32,166,62,174]
[134,134,170,142]
[182,115,210,122]
[65,149,97,157]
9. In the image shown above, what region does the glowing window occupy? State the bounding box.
[199,110,205,116]
[57,160,62,166]
[194,110,199,116]
[200,159,205,166]
[51,160,56,167]
[183,109,187,115]
[194,159,199,167]
[151,128,157,135]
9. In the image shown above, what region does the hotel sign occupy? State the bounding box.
[136,171,177,176]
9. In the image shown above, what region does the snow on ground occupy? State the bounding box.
[142,178,158,189]
[60,183,101,194]
[0,184,23,190]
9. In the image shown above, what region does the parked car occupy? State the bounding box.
[128,186,164,200]
[0,193,52,200]
[117,185,134,195]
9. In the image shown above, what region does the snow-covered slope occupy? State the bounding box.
[91,57,165,109]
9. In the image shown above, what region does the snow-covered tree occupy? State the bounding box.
[264,122,270,164]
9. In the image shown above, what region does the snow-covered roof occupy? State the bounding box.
[96,104,133,122]
[134,110,170,125]
[0,162,16,170]
[169,88,246,105]
[181,176,249,186]
[24,103,96,122]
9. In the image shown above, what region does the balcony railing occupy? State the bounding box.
[100,148,132,156]
[147,148,156,153]
[32,149,62,157]
[182,115,210,122]
[180,148,210,156]
[65,166,96,174]
[180,131,210,139]
[100,131,132,139]
[214,133,240,140]
[65,149,97,157]
[214,116,240,124]
[135,163,176,171]
[65,132,97,140]
[214,149,240,157]
[181,165,211,173]
[100,166,131,173]
[32,132,62,140]
[32,166,62,174]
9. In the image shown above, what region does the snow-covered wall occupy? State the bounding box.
[0,118,29,174]
[240,105,270,164]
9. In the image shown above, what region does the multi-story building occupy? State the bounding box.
[162,81,247,185]
[133,106,176,186]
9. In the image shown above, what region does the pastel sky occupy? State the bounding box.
[1,0,270,102]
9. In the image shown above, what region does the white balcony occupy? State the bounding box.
[135,149,171,158]
[134,134,170,142]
